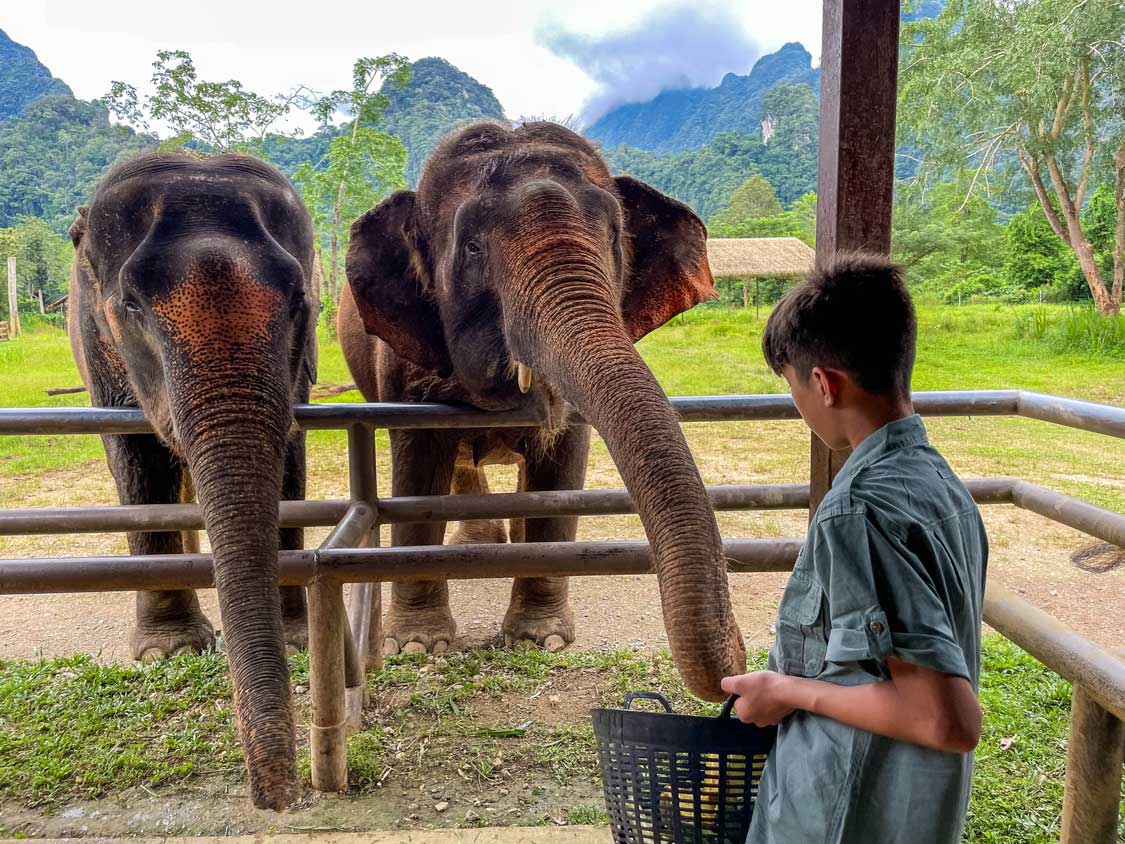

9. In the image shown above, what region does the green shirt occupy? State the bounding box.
[748,415,988,844]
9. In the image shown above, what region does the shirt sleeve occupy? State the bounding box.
[811,509,971,680]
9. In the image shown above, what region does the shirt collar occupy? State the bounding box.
[834,414,928,485]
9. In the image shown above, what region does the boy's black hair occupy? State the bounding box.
[762,252,916,396]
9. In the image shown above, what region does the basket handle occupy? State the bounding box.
[719,695,740,720]
[623,691,674,712]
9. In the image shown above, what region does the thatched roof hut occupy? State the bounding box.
[706,237,815,279]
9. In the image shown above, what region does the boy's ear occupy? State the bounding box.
[811,367,839,406]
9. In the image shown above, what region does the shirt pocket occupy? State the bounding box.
[775,568,828,678]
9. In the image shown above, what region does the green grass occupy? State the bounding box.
[2,304,1121,476]
[1,638,1117,843]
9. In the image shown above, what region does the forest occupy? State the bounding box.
[1,0,1123,324]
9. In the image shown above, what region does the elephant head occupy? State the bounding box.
[73,153,316,809]
[346,122,745,699]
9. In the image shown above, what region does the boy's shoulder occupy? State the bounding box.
[818,440,979,537]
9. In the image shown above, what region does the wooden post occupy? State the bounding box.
[742,280,749,309]
[308,575,348,792]
[809,0,901,514]
[1060,651,1125,844]
[6,257,20,338]
[37,289,44,315]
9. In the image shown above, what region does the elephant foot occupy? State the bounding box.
[448,519,508,545]
[130,612,215,662]
[282,613,309,656]
[502,604,575,652]
[383,604,457,656]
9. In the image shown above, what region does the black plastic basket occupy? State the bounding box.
[592,692,776,844]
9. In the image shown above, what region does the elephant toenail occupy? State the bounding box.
[516,639,536,650]
[172,645,195,656]
[403,642,428,655]
[140,648,165,663]
[544,635,567,652]
[383,638,401,656]
[285,645,300,657]
[432,640,449,654]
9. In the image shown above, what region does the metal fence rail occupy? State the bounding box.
[0,389,1123,837]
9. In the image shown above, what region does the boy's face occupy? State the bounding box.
[781,364,851,450]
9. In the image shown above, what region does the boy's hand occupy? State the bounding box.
[720,672,797,726]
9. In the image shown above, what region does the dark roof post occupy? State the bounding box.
[810,0,902,515]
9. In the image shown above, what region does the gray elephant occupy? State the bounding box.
[338,121,745,700]
[69,152,317,809]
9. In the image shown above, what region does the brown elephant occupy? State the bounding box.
[69,152,317,810]
[338,121,745,700]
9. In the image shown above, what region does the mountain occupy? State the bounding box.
[262,58,507,188]
[0,95,153,230]
[584,42,819,154]
[0,28,72,121]
[381,57,507,184]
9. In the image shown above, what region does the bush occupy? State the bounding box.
[1012,306,1124,356]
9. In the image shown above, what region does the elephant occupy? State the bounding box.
[338,121,746,701]
[68,152,317,810]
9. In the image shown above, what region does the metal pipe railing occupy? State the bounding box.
[0,538,802,594]
[2,390,1120,436]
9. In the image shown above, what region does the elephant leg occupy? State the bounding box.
[279,432,309,652]
[503,424,589,652]
[102,432,215,661]
[447,461,508,545]
[383,430,458,656]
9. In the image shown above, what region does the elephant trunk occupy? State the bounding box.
[503,189,746,699]
[164,307,297,810]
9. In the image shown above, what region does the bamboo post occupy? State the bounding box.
[7,257,20,338]
[1060,650,1125,844]
[308,574,348,792]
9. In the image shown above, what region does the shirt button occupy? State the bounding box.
[869,621,884,634]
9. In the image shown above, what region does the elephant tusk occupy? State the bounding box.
[517,362,534,394]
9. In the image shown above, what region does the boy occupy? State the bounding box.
[722,254,987,844]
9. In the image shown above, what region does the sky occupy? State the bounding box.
[3,0,822,133]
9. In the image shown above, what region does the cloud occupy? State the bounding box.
[536,3,759,127]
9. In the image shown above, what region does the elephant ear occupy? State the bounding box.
[615,176,717,342]
[345,190,452,376]
[69,206,88,248]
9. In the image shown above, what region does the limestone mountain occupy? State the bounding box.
[381,57,507,184]
[0,28,72,121]
[584,42,820,154]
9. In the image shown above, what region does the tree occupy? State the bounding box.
[899,0,1125,313]
[293,56,411,305]
[760,84,818,148]
[709,175,784,228]
[1006,201,1083,298]
[892,178,1005,291]
[708,192,817,246]
[105,50,299,152]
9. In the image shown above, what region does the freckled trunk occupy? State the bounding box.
[173,363,295,810]
[505,217,745,700]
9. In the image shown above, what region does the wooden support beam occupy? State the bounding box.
[346,424,382,674]
[308,576,348,792]
[1060,651,1125,844]
[810,0,901,513]
[6,257,20,338]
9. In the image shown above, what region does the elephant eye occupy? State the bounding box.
[464,240,482,257]
[122,297,142,316]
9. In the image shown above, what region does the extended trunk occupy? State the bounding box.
[505,231,745,699]
[175,374,296,810]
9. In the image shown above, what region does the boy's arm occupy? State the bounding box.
[721,658,982,753]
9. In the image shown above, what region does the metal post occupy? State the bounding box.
[809,0,901,515]
[1060,651,1125,844]
[346,425,381,671]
